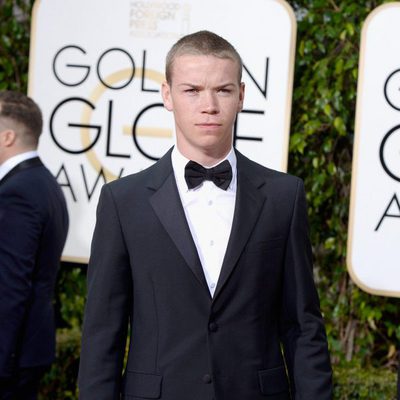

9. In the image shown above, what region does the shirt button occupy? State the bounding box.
[210,240,214,246]
[210,283,216,289]
[202,374,212,384]
[208,200,213,206]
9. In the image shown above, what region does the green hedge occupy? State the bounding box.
[39,329,80,400]
[334,365,397,399]
[1,0,399,398]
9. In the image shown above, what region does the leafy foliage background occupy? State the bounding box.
[1,0,399,397]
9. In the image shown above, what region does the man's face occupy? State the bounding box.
[162,55,244,162]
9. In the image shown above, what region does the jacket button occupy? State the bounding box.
[209,322,218,332]
[202,374,212,384]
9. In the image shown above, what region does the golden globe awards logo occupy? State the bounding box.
[29,0,296,261]
[374,68,400,230]
[348,3,400,297]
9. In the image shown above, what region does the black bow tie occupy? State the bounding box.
[184,160,232,190]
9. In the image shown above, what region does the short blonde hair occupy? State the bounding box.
[165,30,243,84]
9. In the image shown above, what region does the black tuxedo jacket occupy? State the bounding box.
[79,149,332,399]
[0,157,69,377]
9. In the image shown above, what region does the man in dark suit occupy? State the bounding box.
[0,91,69,399]
[79,31,332,399]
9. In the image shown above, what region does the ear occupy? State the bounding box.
[161,81,173,111]
[237,82,245,113]
[0,129,17,147]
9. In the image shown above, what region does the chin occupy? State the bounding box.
[200,140,230,155]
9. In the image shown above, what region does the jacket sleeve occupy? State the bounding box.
[279,179,333,399]
[78,184,132,400]
[0,189,42,377]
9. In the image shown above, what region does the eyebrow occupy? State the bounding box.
[178,83,201,88]
[178,82,237,89]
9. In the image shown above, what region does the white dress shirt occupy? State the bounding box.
[171,147,237,297]
[0,150,39,182]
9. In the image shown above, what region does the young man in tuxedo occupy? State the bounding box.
[0,91,69,399]
[79,31,333,399]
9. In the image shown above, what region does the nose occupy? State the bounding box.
[201,91,219,114]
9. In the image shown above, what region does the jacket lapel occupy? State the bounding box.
[0,157,43,186]
[213,151,267,301]
[148,149,210,296]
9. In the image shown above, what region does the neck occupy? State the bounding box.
[0,147,36,165]
[176,146,232,167]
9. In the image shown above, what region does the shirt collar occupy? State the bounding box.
[171,146,237,194]
[0,151,39,181]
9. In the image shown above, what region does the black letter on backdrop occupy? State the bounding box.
[375,193,400,231]
[141,50,159,93]
[132,103,164,161]
[379,124,400,182]
[383,68,400,111]
[81,164,125,200]
[97,48,135,89]
[50,97,101,154]
[233,109,264,147]
[53,45,90,87]
[55,164,77,202]
[106,100,130,158]
[243,58,269,99]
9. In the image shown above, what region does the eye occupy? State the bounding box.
[184,88,199,94]
[217,88,232,94]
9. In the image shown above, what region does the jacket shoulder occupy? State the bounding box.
[104,149,173,197]
[236,150,302,187]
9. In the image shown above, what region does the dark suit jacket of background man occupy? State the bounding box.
[79,148,333,400]
[0,157,69,378]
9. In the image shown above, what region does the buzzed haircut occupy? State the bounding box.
[0,90,43,147]
[165,30,243,84]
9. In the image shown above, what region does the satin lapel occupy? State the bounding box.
[149,152,210,296]
[213,153,266,301]
[0,157,43,186]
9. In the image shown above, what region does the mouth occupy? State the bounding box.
[195,123,222,128]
